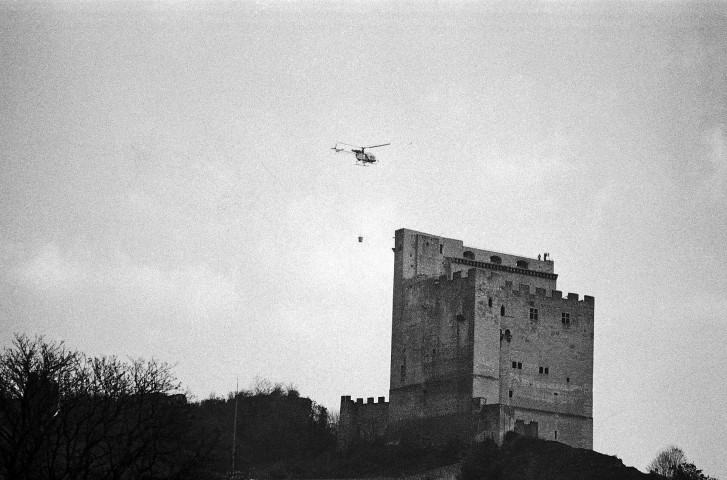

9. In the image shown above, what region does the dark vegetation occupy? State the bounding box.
[194,384,462,479]
[459,434,719,480]
[460,432,652,480]
[0,334,214,480]
[647,446,717,480]
[195,381,335,479]
[2,334,718,480]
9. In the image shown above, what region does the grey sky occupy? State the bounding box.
[1,1,726,477]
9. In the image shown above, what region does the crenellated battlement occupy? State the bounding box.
[401,268,481,292]
[423,267,480,284]
[500,281,594,305]
[338,395,389,449]
[341,395,388,406]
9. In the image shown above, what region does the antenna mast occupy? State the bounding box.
[232,378,239,473]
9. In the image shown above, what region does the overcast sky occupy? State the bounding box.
[1,1,726,477]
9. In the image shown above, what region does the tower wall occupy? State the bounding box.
[496,286,593,415]
[389,270,476,433]
[472,272,503,410]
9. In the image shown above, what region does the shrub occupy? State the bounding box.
[459,439,500,480]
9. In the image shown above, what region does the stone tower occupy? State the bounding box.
[340,228,593,449]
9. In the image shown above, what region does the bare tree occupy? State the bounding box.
[0,334,213,480]
[648,446,687,477]
[327,410,340,434]
[0,334,79,479]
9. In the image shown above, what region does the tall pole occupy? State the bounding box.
[232,378,238,473]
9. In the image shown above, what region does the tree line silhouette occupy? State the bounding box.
[0,334,336,480]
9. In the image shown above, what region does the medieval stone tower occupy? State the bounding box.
[339,228,594,450]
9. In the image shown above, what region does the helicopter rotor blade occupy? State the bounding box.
[365,143,391,149]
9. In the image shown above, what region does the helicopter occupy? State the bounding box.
[331,142,390,166]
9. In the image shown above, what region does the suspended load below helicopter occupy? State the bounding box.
[332,142,390,166]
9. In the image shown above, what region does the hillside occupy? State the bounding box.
[460,434,653,480]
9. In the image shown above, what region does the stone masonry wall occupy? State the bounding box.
[493,283,594,449]
[496,285,594,417]
[389,271,475,425]
[338,396,389,449]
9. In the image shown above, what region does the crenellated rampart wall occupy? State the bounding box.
[338,395,389,449]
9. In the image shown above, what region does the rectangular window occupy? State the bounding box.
[512,361,517,369]
[439,244,443,254]
[539,366,543,374]
[554,430,558,440]
[529,308,539,320]
[545,367,549,375]
[562,312,570,325]
[517,362,522,370]
[400,364,406,382]
[509,390,513,398]
[539,366,549,375]
[566,377,570,383]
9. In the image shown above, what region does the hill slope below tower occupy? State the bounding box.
[460,434,652,480]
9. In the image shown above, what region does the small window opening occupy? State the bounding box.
[517,362,522,369]
[553,392,558,396]
[512,361,517,369]
[400,364,406,382]
[488,298,493,307]
[545,367,549,375]
[501,305,506,316]
[439,244,443,254]
[509,390,513,398]
[490,255,502,264]
[529,308,539,320]
[566,377,570,383]
[562,312,570,325]
[516,260,529,269]
[554,430,558,440]
[463,250,475,260]
[539,367,543,374]
[504,329,512,342]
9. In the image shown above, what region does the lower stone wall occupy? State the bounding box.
[339,396,390,449]
[476,404,592,449]
[340,397,591,451]
[387,412,476,445]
